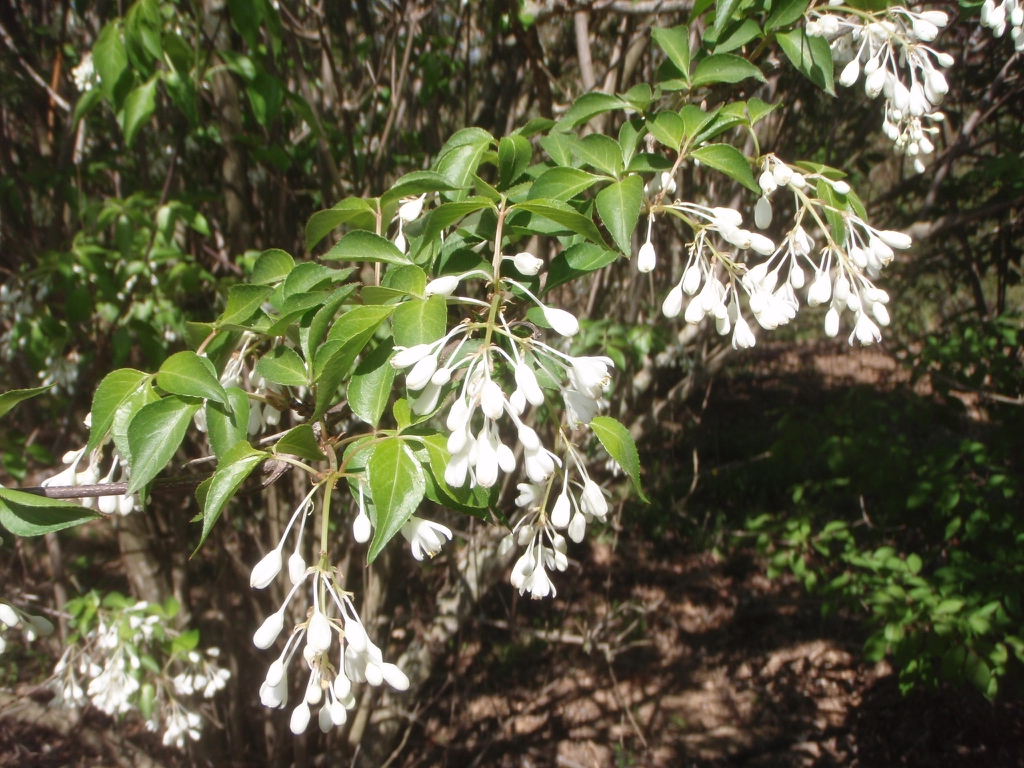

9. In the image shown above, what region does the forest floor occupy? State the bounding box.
[2,342,1022,767]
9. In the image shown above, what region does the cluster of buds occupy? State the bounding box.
[249,487,410,735]
[816,7,952,173]
[0,600,54,655]
[41,427,140,517]
[981,0,1024,48]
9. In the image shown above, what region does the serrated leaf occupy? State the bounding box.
[690,144,759,193]
[323,230,411,266]
[273,424,326,461]
[381,265,427,297]
[512,200,607,246]
[596,176,644,255]
[0,489,99,536]
[122,77,158,147]
[765,0,811,30]
[528,167,604,202]
[498,135,532,189]
[418,198,496,247]
[366,438,425,563]
[198,442,267,549]
[436,141,490,203]
[713,0,742,38]
[251,249,294,285]
[392,294,447,348]
[651,26,691,81]
[219,285,274,327]
[691,54,766,88]
[715,19,763,53]
[348,340,396,427]
[647,111,686,152]
[777,28,835,95]
[556,92,629,130]
[206,387,250,459]
[254,346,308,387]
[572,134,624,177]
[305,198,377,251]
[590,416,648,502]
[158,352,229,404]
[544,243,618,295]
[314,306,395,419]
[747,97,779,125]
[111,383,160,463]
[380,170,464,209]
[93,21,130,106]
[127,396,201,495]
[0,385,51,421]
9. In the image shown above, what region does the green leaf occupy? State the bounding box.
[324,305,396,347]
[380,170,463,209]
[777,28,835,95]
[528,167,604,202]
[251,249,295,285]
[651,26,691,81]
[111,383,160,463]
[254,346,308,387]
[273,424,326,461]
[691,54,766,88]
[307,285,358,352]
[0,489,99,536]
[323,230,411,266]
[305,198,376,251]
[218,285,274,327]
[513,200,608,246]
[415,433,491,516]
[73,87,104,123]
[626,153,674,173]
[122,77,158,147]
[540,132,575,166]
[164,69,198,127]
[348,340,396,427]
[498,135,533,189]
[392,294,448,348]
[436,141,490,202]
[596,176,644,255]
[679,105,720,141]
[315,306,395,419]
[0,385,51,420]
[247,70,284,126]
[556,92,629,130]
[765,0,811,30]
[381,265,427,297]
[714,19,763,53]
[590,416,648,502]
[572,134,624,177]
[366,438,425,563]
[816,179,848,246]
[690,144,759,193]
[418,198,496,246]
[712,0,743,38]
[93,21,130,106]
[206,387,250,459]
[199,442,267,549]
[127,396,202,495]
[647,112,686,152]
[747,97,779,125]
[545,243,618,295]
[158,352,229,404]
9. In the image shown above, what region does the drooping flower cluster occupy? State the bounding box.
[651,158,911,347]
[0,600,54,655]
[249,487,410,734]
[71,53,97,92]
[981,0,1024,48]
[814,6,953,173]
[41,436,140,516]
[498,442,613,599]
[49,595,228,749]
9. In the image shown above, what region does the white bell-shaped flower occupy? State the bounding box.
[637,241,657,273]
[510,251,544,275]
[250,548,283,589]
[400,516,453,560]
[253,611,285,649]
[543,307,579,337]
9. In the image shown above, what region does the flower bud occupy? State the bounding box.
[344,617,367,653]
[250,548,283,589]
[364,662,384,686]
[481,380,505,419]
[391,343,433,369]
[877,230,911,249]
[637,241,657,273]
[254,611,285,649]
[515,364,545,407]
[307,610,333,653]
[0,604,20,628]
[832,180,850,195]
[758,170,778,194]
[406,354,438,391]
[425,275,460,297]
[290,702,311,735]
[662,285,684,318]
[511,252,544,275]
[265,659,286,688]
[682,264,702,295]
[872,301,890,326]
[840,58,860,87]
[551,493,571,528]
[398,196,425,223]
[353,512,372,544]
[824,307,840,337]
[834,275,850,303]
[381,663,410,691]
[318,703,333,733]
[807,272,832,306]
[543,307,579,337]
[789,264,805,289]
[754,196,772,229]
[772,163,792,186]
[865,67,886,98]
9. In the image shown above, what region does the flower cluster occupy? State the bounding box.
[651,157,911,347]
[50,595,228,749]
[41,438,140,516]
[71,53,97,92]
[249,488,410,735]
[981,0,1024,48]
[0,600,54,655]
[814,6,952,173]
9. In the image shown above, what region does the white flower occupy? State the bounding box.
[353,511,372,543]
[662,285,684,318]
[510,252,544,275]
[637,241,657,273]
[254,611,285,649]
[400,516,453,560]
[398,195,426,223]
[732,315,756,349]
[250,548,283,589]
[425,275,460,297]
[543,307,579,337]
